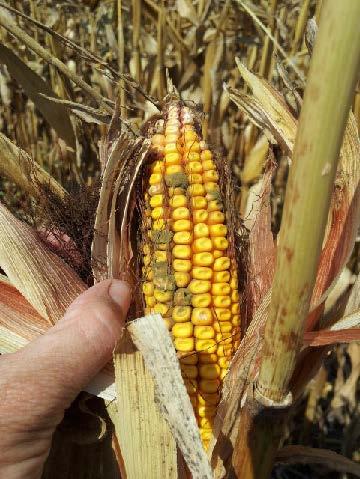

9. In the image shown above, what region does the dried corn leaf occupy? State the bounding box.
[129,314,213,479]
[276,445,360,476]
[0,278,49,353]
[228,59,297,155]
[0,43,76,148]
[0,202,86,323]
[0,132,67,201]
[112,329,178,479]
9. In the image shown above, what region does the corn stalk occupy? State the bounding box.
[233,0,360,477]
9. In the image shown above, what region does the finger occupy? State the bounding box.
[2,279,131,424]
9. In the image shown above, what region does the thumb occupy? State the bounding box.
[9,279,131,417]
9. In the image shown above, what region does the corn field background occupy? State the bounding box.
[0,0,360,478]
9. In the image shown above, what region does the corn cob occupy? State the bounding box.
[142,102,241,449]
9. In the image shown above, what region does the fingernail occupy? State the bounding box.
[108,280,132,315]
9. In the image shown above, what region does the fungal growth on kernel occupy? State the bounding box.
[141,101,241,449]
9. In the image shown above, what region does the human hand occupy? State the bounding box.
[0,279,131,479]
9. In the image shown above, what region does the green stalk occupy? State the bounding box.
[257,0,360,403]
[233,1,360,477]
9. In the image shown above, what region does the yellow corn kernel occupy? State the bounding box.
[192,267,212,280]
[174,337,195,352]
[194,223,209,238]
[164,143,182,155]
[165,124,180,135]
[173,306,192,322]
[231,303,240,314]
[192,293,212,308]
[199,379,220,393]
[145,296,156,307]
[212,237,229,250]
[199,363,220,380]
[148,184,164,196]
[218,357,230,369]
[173,259,192,272]
[200,430,213,442]
[208,199,223,212]
[154,250,167,262]
[143,267,153,281]
[173,219,192,232]
[173,231,191,245]
[142,282,154,296]
[154,303,171,316]
[198,405,217,418]
[190,196,207,210]
[184,130,198,142]
[154,289,173,303]
[184,378,197,394]
[174,272,191,287]
[204,182,220,194]
[151,207,165,221]
[198,352,218,363]
[173,322,194,338]
[149,194,164,208]
[188,184,205,196]
[151,133,165,146]
[201,150,212,161]
[230,276,238,290]
[165,133,179,144]
[217,345,233,357]
[169,187,186,197]
[152,219,166,230]
[213,295,231,308]
[202,159,216,171]
[149,173,162,185]
[151,160,164,173]
[216,333,232,344]
[144,307,152,315]
[178,351,198,365]
[188,173,203,184]
[212,283,231,296]
[186,151,201,162]
[172,207,190,221]
[213,256,231,271]
[214,308,232,321]
[191,308,213,325]
[193,209,208,223]
[166,164,183,176]
[199,417,214,429]
[213,271,230,282]
[203,170,219,182]
[186,161,202,174]
[193,252,214,267]
[209,224,227,237]
[213,250,222,259]
[170,195,187,208]
[214,321,233,333]
[231,290,239,302]
[173,245,191,259]
[185,140,200,152]
[194,325,215,339]
[220,369,228,380]
[193,237,212,253]
[189,279,211,294]
[196,338,217,353]
[232,315,240,326]
[208,211,225,225]
[181,364,198,379]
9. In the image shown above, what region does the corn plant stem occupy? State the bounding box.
[257,0,360,403]
[233,1,360,477]
[0,12,113,115]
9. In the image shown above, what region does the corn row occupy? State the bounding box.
[142,102,240,449]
